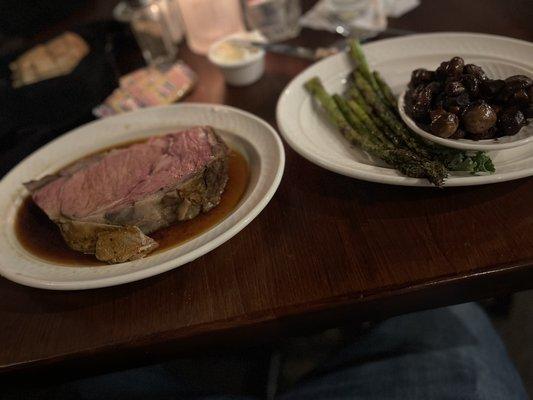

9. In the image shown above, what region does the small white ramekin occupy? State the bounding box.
[207,36,265,87]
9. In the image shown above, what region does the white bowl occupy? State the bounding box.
[208,36,265,86]
[398,90,533,151]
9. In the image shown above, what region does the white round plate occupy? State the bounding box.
[276,32,533,187]
[398,91,533,151]
[0,104,285,290]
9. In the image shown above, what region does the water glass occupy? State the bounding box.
[130,0,177,66]
[162,0,184,44]
[243,0,302,43]
[177,0,245,54]
[324,0,372,21]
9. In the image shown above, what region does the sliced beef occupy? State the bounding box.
[95,226,158,264]
[25,126,229,263]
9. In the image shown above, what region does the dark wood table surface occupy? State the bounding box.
[1,0,533,377]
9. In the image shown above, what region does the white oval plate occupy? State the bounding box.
[0,104,285,290]
[276,32,533,187]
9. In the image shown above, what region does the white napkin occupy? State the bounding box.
[300,0,420,35]
[382,0,420,17]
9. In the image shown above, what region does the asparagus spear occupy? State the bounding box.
[354,71,431,157]
[344,100,398,147]
[374,71,398,112]
[349,73,448,182]
[346,86,398,141]
[305,77,447,185]
[333,95,369,136]
[334,94,392,147]
[345,99,396,147]
[346,85,372,114]
[381,145,448,185]
[349,41,393,106]
[304,77,385,154]
[348,40,381,96]
[333,95,387,147]
[388,149,447,184]
[349,43,431,154]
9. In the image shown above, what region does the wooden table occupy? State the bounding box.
[1,0,533,377]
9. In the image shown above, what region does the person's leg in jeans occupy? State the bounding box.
[281,303,527,400]
[4,303,526,400]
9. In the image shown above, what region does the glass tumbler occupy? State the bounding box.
[130,0,177,66]
[162,0,184,44]
[177,0,245,55]
[243,0,302,43]
[324,0,372,21]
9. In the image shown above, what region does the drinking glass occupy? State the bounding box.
[162,0,184,44]
[243,0,302,43]
[130,0,178,66]
[324,0,372,21]
[177,0,245,54]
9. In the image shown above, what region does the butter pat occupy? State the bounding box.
[208,31,266,86]
[210,40,260,64]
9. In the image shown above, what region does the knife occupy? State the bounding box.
[249,41,339,61]
[239,25,416,62]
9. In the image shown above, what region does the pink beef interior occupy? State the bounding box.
[33,126,218,220]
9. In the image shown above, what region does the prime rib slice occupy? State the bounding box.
[24,126,229,263]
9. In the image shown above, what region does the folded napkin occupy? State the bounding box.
[300,0,419,36]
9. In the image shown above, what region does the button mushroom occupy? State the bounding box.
[447,57,465,77]
[505,75,533,89]
[445,81,466,97]
[449,128,466,139]
[464,64,487,80]
[409,68,435,88]
[462,74,480,97]
[448,105,461,115]
[462,101,497,134]
[524,105,533,119]
[430,111,459,138]
[480,79,505,98]
[513,89,530,106]
[470,126,497,140]
[435,57,464,80]
[498,107,526,136]
[430,107,447,122]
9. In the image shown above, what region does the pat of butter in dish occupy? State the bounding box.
[210,41,260,64]
[208,31,266,86]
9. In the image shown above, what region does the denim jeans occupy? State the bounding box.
[4,303,527,400]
